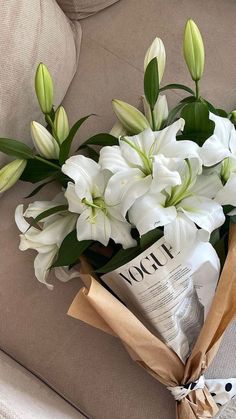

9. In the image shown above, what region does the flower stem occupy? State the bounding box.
[195,80,200,100]
[34,155,61,170]
[151,108,156,131]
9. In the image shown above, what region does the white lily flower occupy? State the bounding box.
[200,113,236,209]
[31,121,59,159]
[129,159,224,250]
[62,155,136,249]
[99,119,200,216]
[142,94,168,130]
[15,199,77,289]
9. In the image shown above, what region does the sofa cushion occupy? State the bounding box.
[1,0,236,419]
[56,0,119,19]
[0,0,81,166]
[0,350,84,418]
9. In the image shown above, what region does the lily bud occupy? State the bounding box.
[0,159,27,193]
[142,94,168,130]
[230,111,236,124]
[144,37,166,83]
[183,19,205,81]
[35,63,54,114]
[110,121,127,138]
[54,106,69,144]
[112,99,150,135]
[31,121,59,159]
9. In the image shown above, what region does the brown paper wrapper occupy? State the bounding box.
[68,225,236,419]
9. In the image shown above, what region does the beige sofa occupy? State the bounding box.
[0,1,236,418]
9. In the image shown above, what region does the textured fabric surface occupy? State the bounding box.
[0,0,81,166]
[1,0,236,418]
[56,0,119,19]
[0,350,84,418]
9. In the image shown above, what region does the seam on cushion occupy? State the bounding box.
[0,347,90,419]
[79,33,183,101]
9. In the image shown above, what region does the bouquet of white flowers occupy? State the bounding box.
[1,19,236,418]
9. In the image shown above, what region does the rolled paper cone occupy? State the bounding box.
[68,224,236,418]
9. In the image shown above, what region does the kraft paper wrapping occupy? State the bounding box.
[68,225,236,419]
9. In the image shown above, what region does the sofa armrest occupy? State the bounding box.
[0,350,85,418]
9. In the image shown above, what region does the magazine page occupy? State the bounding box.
[102,238,220,361]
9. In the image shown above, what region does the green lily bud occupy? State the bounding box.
[54,106,69,144]
[0,159,27,193]
[31,121,59,159]
[110,121,127,138]
[35,63,54,114]
[144,37,166,83]
[230,111,236,124]
[183,19,205,81]
[142,94,168,130]
[112,99,150,135]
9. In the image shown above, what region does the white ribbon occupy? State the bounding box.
[167,376,236,407]
[167,375,205,401]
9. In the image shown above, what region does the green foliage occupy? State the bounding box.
[180,101,215,145]
[20,158,58,183]
[59,114,93,164]
[0,138,34,159]
[144,58,159,110]
[52,230,92,267]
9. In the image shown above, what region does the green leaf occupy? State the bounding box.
[144,57,159,110]
[96,246,140,274]
[52,230,92,267]
[159,83,195,95]
[0,138,34,159]
[180,102,215,145]
[79,133,118,150]
[166,102,187,125]
[216,109,228,118]
[29,205,68,228]
[24,180,54,198]
[59,114,93,165]
[85,146,99,162]
[20,158,59,183]
[209,228,220,247]
[140,228,163,250]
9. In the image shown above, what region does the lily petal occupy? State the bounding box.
[99,145,130,173]
[129,192,177,235]
[192,173,222,198]
[65,182,84,214]
[110,218,136,249]
[152,155,181,192]
[215,173,236,206]
[152,119,185,154]
[164,213,198,251]
[179,196,225,233]
[76,208,111,246]
[105,168,152,217]
[34,248,58,290]
[62,155,100,185]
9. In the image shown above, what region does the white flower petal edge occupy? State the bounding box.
[215,173,236,207]
[15,202,77,288]
[179,196,225,235]
[104,169,152,217]
[200,113,236,166]
[164,213,198,250]
[129,192,176,235]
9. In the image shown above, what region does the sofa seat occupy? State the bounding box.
[1,1,236,418]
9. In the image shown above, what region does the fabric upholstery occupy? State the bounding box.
[0,0,236,418]
[0,0,81,166]
[0,350,84,418]
[56,0,119,19]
